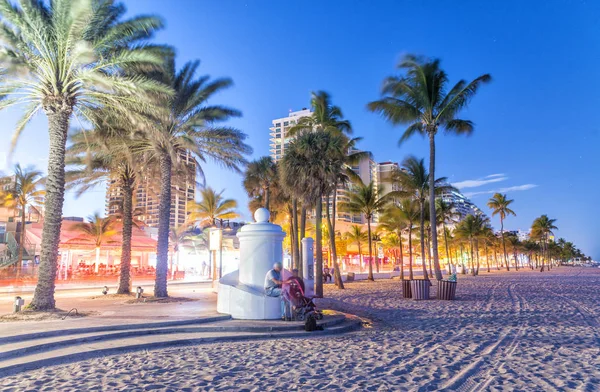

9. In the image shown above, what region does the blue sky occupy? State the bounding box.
[1,0,598,259]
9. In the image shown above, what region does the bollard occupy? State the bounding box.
[136,286,144,299]
[13,296,24,313]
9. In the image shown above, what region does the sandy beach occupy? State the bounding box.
[1,267,599,391]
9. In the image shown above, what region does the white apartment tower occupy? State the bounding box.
[269,108,312,162]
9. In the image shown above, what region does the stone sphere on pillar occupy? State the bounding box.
[254,208,270,223]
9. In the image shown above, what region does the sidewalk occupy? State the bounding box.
[0,277,212,294]
[0,282,215,316]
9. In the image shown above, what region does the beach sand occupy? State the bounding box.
[1,267,599,391]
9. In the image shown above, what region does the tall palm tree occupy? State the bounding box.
[0,165,44,269]
[379,204,409,280]
[187,187,240,227]
[344,225,368,273]
[135,59,251,298]
[70,213,118,271]
[369,55,491,282]
[287,91,352,289]
[280,129,346,296]
[505,233,521,271]
[0,0,170,310]
[531,214,558,272]
[66,110,147,294]
[487,193,516,271]
[340,180,389,281]
[243,157,278,212]
[391,156,452,280]
[436,199,458,272]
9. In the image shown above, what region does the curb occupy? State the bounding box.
[0,318,361,378]
[0,315,348,362]
[0,315,231,345]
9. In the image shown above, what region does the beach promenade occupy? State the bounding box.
[1,267,599,391]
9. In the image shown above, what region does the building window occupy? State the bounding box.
[283,121,289,126]
[275,123,281,127]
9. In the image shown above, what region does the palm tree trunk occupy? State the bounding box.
[154,154,172,298]
[292,199,299,269]
[17,205,26,279]
[299,205,306,271]
[358,243,362,273]
[325,193,344,289]
[419,201,429,280]
[443,223,452,272]
[398,229,404,280]
[485,242,490,273]
[367,218,374,281]
[117,180,133,294]
[428,132,442,280]
[315,196,323,297]
[426,230,433,277]
[501,218,509,271]
[31,108,71,310]
[265,186,270,212]
[475,240,480,276]
[408,221,414,280]
[374,240,380,273]
[470,240,475,276]
[494,246,499,270]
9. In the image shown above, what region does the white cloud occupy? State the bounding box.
[452,174,508,189]
[464,184,538,198]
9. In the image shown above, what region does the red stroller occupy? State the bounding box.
[285,276,323,321]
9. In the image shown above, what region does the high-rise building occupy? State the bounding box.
[439,189,487,223]
[377,161,400,196]
[332,152,378,225]
[106,150,196,229]
[269,108,312,162]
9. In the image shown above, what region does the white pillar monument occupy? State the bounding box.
[217,208,286,319]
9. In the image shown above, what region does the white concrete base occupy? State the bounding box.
[217,271,281,320]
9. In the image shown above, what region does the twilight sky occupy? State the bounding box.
[0,0,598,259]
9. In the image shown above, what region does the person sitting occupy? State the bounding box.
[264,262,292,321]
[323,266,333,283]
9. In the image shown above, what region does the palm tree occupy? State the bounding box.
[371,230,383,273]
[340,181,389,281]
[169,225,195,278]
[379,204,409,280]
[531,215,558,272]
[391,156,453,280]
[436,199,458,272]
[454,215,480,276]
[287,91,352,289]
[0,165,44,270]
[505,233,521,271]
[70,213,118,272]
[280,129,346,296]
[0,0,170,310]
[135,59,251,298]
[243,157,278,212]
[344,225,368,273]
[187,187,240,228]
[66,110,147,294]
[369,55,491,282]
[487,193,516,271]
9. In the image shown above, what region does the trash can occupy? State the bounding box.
[402,280,412,298]
[437,280,457,300]
[410,279,430,300]
[347,272,355,282]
